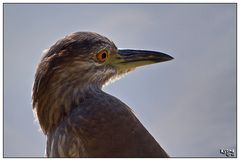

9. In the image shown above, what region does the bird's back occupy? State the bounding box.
[46,92,169,158]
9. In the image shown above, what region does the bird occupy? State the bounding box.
[32,32,173,158]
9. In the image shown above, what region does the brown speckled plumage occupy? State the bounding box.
[32,32,172,157]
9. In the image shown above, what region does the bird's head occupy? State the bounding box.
[32,32,173,134]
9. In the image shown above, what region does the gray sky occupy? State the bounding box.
[4,4,236,157]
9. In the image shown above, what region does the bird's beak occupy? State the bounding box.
[112,49,173,71]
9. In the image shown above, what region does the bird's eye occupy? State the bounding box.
[96,50,109,63]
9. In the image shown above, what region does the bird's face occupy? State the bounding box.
[82,36,174,87]
[42,32,173,88]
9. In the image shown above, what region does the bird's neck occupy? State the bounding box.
[75,84,104,105]
[36,82,103,135]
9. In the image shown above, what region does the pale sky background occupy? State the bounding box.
[3,4,236,157]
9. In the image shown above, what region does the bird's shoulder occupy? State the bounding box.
[67,92,138,129]
[47,93,138,157]
[47,92,169,157]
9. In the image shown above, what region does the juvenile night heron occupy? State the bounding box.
[32,32,173,157]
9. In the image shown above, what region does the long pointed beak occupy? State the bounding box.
[113,49,173,70]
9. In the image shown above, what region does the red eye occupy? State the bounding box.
[96,50,108,62]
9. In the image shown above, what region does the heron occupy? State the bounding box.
[32,32,173,157]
